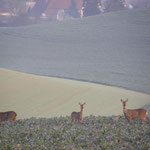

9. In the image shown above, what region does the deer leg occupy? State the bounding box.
[127,117,131,123]
[79,119,83,124]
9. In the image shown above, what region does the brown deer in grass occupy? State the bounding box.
[121,99,148,123]
[71,103,86,124]
[0,111,17,123]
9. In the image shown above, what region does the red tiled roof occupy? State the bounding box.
[48,0,71,9]
[45,0,83,16]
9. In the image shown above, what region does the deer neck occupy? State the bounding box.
[123,106,127,114]
[80,108,84,116]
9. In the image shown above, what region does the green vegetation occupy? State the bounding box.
[0,116,150,149]
[102,0,125,12]
[0,9,150,57]
[0,9,150,93]
[82,0,101,17]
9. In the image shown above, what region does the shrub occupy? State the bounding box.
[69,0,80,18]
[82,0,101,17]
[101,0,125,13]
[0,116,150,149]
[129,0,150,8]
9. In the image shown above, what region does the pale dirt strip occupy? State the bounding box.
[0,68,150,119]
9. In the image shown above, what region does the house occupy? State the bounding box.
[28,0,49,17]
[45,0,83,19]
[26,2,36,12]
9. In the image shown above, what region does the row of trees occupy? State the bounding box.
[82,0,150,17]
[102,0,125,12]
[81,0,127,17]
[0,0,150,26]
[1,0,150,17]
[0,0,37,27]
[0,0,26,16]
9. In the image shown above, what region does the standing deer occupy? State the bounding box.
[71,102,86,124]
[0,111,17,123]
[121,99,148,123]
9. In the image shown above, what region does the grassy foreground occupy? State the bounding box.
[0,116,150,150]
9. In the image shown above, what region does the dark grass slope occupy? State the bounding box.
[0,116,150,150]
[0,9,150,93]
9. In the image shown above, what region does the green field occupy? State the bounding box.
[1,68,150,119]
[0,116,150,150]
[1,9,150,150]
[0,9,150,93]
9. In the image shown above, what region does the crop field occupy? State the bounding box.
[0,116,150,150]
[0,9,150,150]
[1,68,150,119]
[0,9,150,94]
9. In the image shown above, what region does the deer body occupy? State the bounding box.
[121,99,148,123]
[0,111,17,123]
[71,103,86,124]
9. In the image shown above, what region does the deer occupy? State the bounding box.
[0,111,17,123]
[121,99,148,123]
[71,102,86,124]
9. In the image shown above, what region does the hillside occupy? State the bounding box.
[1,9,150,150]
[0,68,150,119]
[0,9,150,94]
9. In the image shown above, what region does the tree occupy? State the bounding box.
[29,0,49,17]
[129,0,150,8]
[0,0,26,16]
[82,0,101,17]
[101,0,125,13]
[69,0,80,18]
